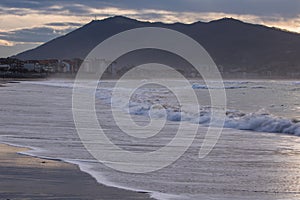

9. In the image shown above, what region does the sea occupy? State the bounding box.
[0,78,300,200]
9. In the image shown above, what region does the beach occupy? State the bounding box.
[0,143,153,200]
[1,2,300,199]
[0,80,300,200]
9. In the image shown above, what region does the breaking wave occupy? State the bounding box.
[127,102,300,136]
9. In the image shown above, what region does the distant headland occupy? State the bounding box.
[1,16,300,79]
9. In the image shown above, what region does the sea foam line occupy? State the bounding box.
[0,136,183,200]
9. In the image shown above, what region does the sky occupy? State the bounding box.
[0,0,300,58]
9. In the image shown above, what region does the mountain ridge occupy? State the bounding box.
[14,16,300,77]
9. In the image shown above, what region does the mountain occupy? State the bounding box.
[14,16,300,77]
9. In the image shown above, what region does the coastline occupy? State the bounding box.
[0,143,154,200]
[1,79,300,200]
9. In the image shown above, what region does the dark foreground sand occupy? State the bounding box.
[0,144,153,200]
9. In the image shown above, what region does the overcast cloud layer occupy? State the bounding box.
[0,0,299,57]
[1,0,300,17]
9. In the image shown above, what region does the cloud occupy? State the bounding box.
[0,42,38,57]
[45,22,83,27]
[1,0,300,18]
[1,1,299,32]
[0,39,14,46]
[0,6,300,46]
[0,25,77,43]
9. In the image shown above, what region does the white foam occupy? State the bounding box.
[224,110,300,136]
[21,80,74,88]
[192,83,247,89]
[122,100,300,136]
[28,79,299,136]
[67,159,183,200]
[291,81,300,85]
[95,81,300,136]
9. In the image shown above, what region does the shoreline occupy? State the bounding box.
[0,143,155,200]
[1,74,300,82]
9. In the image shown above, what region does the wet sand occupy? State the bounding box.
[0,144,153,200]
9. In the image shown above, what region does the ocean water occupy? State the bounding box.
[0,79,300,200]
